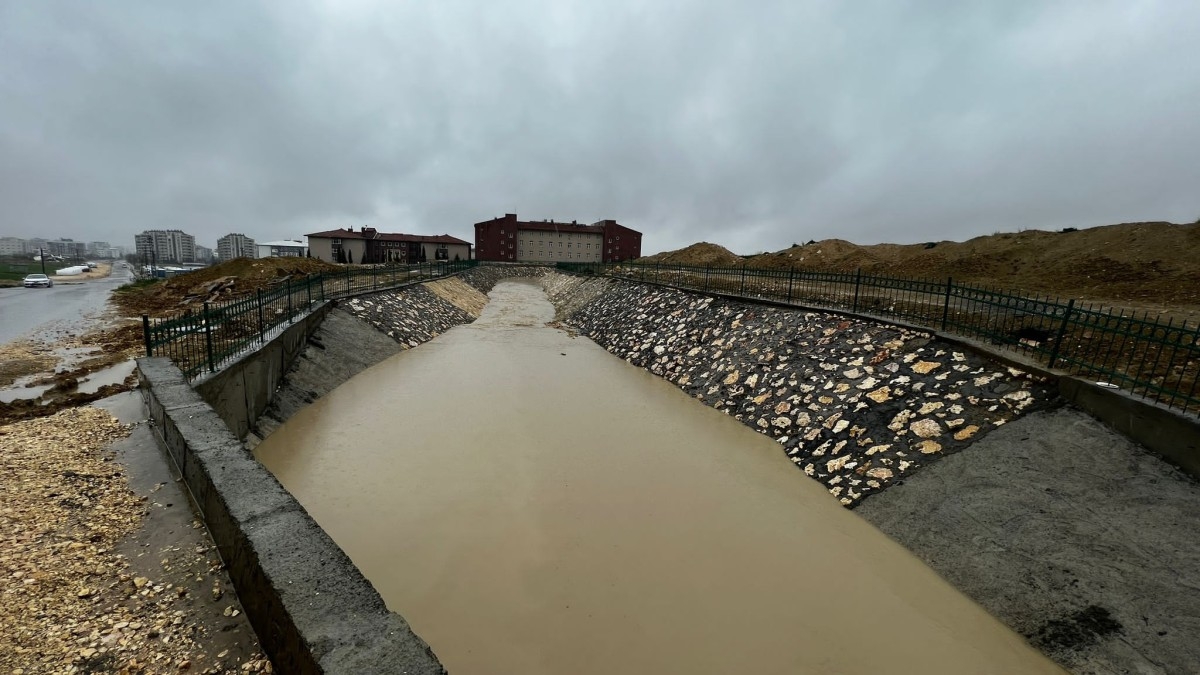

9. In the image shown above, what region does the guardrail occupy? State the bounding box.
[559,261,1200,417]
[142,260,476,379]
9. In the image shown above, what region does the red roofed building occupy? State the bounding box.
[306,227,472,264]
[474,214,641,263]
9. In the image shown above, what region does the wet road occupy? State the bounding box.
[257,280,1063,674]
[0,266,131,345]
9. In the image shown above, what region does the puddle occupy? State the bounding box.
[0,381,52,404]
[255,280,1063,675]
[77,360,136,395]
[49,346,103,372]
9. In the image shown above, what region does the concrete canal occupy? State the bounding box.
[255,280,1062,674]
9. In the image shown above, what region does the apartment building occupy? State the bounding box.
[216,233,256,261]
[474,214,641,263]
[135,229,197,264]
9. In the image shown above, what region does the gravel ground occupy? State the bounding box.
[0,403,272,674]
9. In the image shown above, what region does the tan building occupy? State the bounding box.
[306,227,471,264]
[475,214,641,263]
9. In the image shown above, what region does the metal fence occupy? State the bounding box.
[560,261,1200,417]
[142,260,475,379]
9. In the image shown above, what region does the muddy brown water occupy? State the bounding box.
[255,280,1063,674]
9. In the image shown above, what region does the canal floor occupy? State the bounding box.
[255,280,1062,674]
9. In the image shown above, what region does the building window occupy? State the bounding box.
[509,233,514,239]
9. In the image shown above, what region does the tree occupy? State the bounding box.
[346,249,354,264]
[454,253,460,262]
[306,249,312,258]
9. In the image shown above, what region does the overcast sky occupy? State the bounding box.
[2,1,1198,255]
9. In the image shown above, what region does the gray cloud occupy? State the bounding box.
[2,0,1197,255]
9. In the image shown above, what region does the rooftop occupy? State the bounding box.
[306,227,470,245]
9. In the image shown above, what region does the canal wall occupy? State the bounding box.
[251,280,487,440]
[553,275,1057,506]
[138,357,446,675]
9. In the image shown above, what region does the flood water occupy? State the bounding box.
[255,280,1062,675]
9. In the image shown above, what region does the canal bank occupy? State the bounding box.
[255,280,1062,674]
[146,266,1200,673]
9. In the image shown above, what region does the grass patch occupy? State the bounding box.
[0,261,37,281]
[114,277,162,293]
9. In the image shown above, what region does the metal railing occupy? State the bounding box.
[142,261,475,379]
[559,261,1200,416]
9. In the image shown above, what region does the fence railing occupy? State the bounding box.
[559,261,1200,417]
[142,260,475,379]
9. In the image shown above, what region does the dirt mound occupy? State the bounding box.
[640,242,744,267]
[113,257,338,316]
[729,221,1200,311]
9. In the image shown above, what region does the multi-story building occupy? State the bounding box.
[88,241,111,256]
[306,227,471,264]
[256,240,308,258]
[46,238,88,259]
[216,233,256,262]
[0,237,26,257]
[474,214,641,263]
[135,229,196,264]
[194,245,214,263]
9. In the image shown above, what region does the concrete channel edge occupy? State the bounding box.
[138,357,446,674]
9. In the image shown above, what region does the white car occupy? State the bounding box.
[23,273,53,288]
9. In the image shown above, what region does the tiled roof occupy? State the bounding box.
[514,221,603,233]
[306,228,469,245]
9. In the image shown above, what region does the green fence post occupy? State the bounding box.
[306,274,313,309]
[142,315,152,356]
[703,266,710,292]
[940,277,953,330]
[852,268,862,312]
[391,264,396,286]
[740,265,747,295]
[786,269,795,303]
[202,302,215,373]
[286,278,293,319]
[256,289,265,343]
[1047,298,1076,369]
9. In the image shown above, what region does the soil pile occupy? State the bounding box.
[640,242,744,268]
[113,257,338,316]
[651,222,1200,310]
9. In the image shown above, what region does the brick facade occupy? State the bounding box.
[474,214,642,263]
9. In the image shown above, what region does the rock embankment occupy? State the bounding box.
[341,284,475,348]
[459,265,548,294]
[557,275,1056,506]
[253,281,482,443]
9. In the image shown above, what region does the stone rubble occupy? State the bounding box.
[341,285,476,349]
[557,277,1056,506]
[0,407,271,673]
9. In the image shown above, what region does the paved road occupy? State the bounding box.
[0,266,132,345]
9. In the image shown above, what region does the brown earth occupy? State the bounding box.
[643,221,1200,316]
[0,406,272,674]
[50,262,113,282]
[113,257,339,317]
[0,323,148,425]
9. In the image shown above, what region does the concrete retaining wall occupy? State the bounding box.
[138,357,445,674]
[193,302,334,440]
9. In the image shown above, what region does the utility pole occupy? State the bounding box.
[39,248,46,275]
